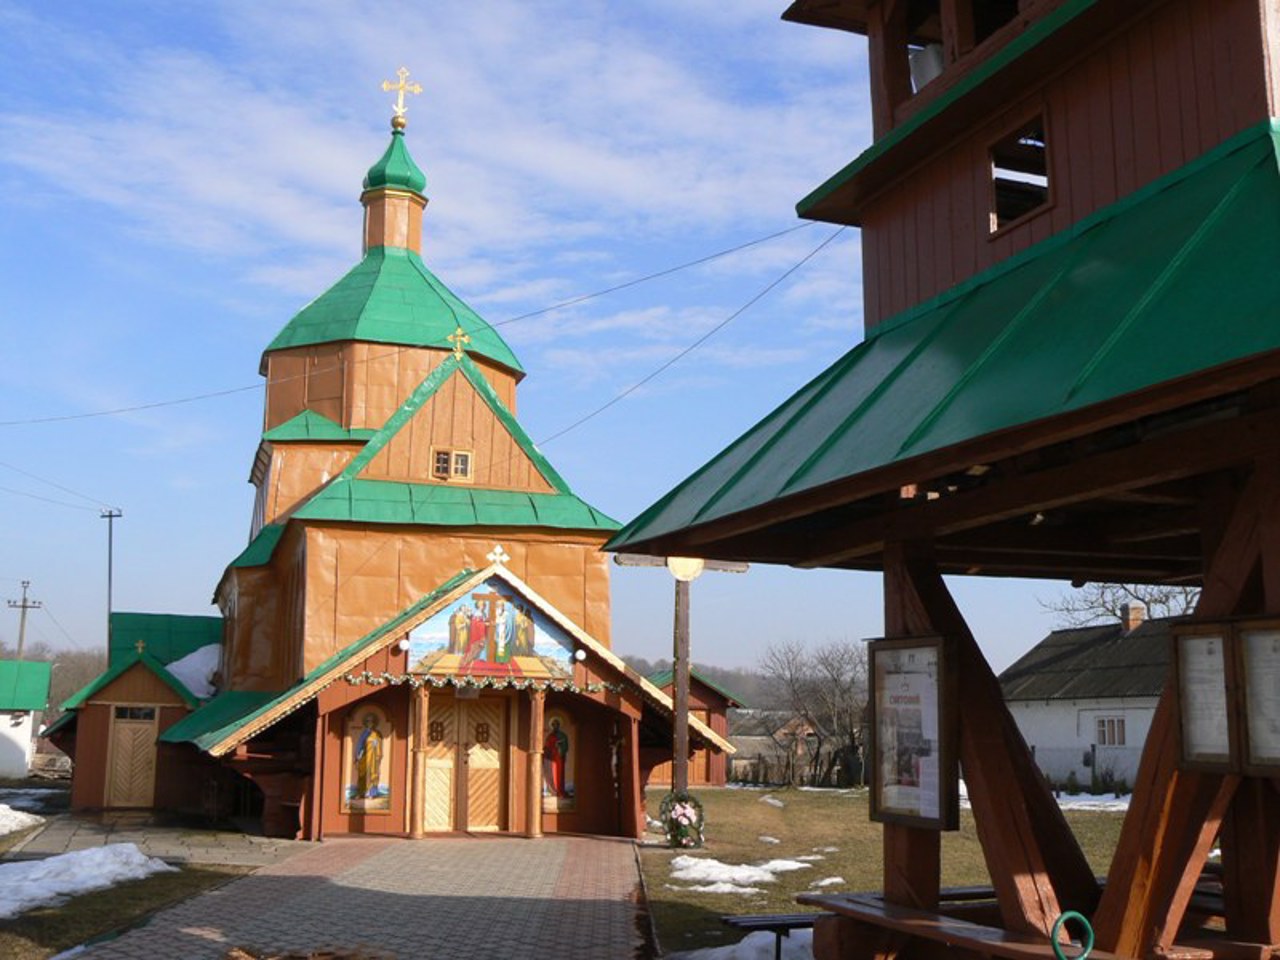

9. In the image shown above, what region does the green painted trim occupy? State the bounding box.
[230,524,286,569]
[41,710,75,737]
[156,690,280,751]
[263,410,376,443]
[340,356,461,479]
[647,667,745,707]
[796,0,1097,219]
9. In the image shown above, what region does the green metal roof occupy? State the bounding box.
[290,352,618,532]
[160,570,475,753]
[263,246,524,377]
[797,0,1096,221]
[109,613,223,669]
[294,479,618,530]
[0,660,52,711]
[62,651,200,711]
[363,129,427,195]
[610,122,1280,553]
[157,690,280,752]
[263,410,376,443]
[229,524,286,569]
[647,667,745,707]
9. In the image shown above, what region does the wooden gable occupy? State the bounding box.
[93,662,190,707]
[357,366,555,494]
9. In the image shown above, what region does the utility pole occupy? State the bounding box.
[101,509,122,644]
[7,581,41,661]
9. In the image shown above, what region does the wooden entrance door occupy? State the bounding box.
[105,705,158,808]
[420,695,507,831]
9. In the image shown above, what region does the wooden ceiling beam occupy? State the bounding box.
[791,409,1279,568]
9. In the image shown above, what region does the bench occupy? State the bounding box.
[795,892,1120,960]
[721,913,817,960]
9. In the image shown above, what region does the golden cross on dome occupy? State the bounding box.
[381,67,423,128]
[447,326,471,359]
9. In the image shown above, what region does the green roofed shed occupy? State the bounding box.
[0,661,52,712]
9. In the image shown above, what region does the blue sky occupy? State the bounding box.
[0,0,1068,673]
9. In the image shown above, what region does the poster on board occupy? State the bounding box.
[1241,627,1280,768]
[1174,631,1232,768]
[869,637,957,830]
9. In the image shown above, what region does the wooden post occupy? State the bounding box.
[410,684,430,839]
[528,688,545,838]
[673,578,691,795]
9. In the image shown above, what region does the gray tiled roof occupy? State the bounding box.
[998,618,1172,701]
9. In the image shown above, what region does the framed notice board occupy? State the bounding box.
[1238,622,1280,773]
[1172,625,1236,771]
[868,636,958,830]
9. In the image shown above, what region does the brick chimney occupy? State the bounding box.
[1120,602,1146,633]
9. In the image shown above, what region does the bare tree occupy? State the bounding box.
[1040,582,1200,627]
[760,638,869,786]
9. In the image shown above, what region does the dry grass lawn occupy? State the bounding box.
[639,786,1125,955]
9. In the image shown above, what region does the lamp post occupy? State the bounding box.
[613,553,748,793]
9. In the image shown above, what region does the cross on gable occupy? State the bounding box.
[487,544,510,565]
[447,326,471,359]
[134,639,146,654]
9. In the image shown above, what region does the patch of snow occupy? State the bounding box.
[1055,793,1130,812]
[758,836,780,845]
[671,855,811,887]
[0,843,177,919]
[760,794,785,808]
[646,816,664,829]
[725,784,768,791]
[794,854,824,861]
[165,643,221,700]
[811,876,845,888]
[668,928,815,960]
[48,947,87,960]
[798,786,857,794]
[815,846,839,853]
[0,803,42,837]
[667,882,766,895]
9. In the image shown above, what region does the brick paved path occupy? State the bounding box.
[78,836,647,960]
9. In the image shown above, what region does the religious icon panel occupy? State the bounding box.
[542,709,576,812]
[406,576,575,680]
[342,704,392,814]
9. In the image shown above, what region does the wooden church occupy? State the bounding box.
[611,0,1280,957]
[48,78,730,840]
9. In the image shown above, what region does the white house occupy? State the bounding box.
[998,604,1167,790]
[0,660,52,778]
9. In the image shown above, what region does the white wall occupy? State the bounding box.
[1007,697,1157,788]
[0,711,35,778]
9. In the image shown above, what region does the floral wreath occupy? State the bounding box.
[659,790,704,848]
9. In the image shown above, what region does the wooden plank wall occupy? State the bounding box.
[862,0,1270,329]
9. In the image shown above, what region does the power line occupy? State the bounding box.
[0,483,100,512]
[0,460,118,511]
[0,223,820,429]
[536,227,848,447]
[40,604,81,649]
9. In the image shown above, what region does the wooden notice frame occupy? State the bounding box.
[1171,624,1237,772]
[1237,620,1280,774]
[868,636,958,830]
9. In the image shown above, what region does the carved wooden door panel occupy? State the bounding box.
[422,699,457,832]
[106,706,158,808]
[462,698,506,832]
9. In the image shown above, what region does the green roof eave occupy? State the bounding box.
[0,660,52,711]
[230,524,286,569]
[647,667,745,707]
[62,652,200,711]
[611,121,1280,553]
[262,247,524,378]
[797,0,1096,222]
[263,410,376,443]
[293,478,620,531]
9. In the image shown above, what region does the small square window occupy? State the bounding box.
[453,452,471,478]
[990,117,1049,232]
[433,450,452,478]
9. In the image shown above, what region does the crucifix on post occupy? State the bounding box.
[613,553,748,792]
